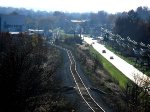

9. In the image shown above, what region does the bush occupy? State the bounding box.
[0,33,62,111]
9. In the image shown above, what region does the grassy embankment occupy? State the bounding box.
[59,33,130,88]
[89,46,130,89]
[105,45,150,76]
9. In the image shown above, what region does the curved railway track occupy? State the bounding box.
[53,44,105,112]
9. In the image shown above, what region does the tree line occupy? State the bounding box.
[0,33,69,111]
[113,7,150,44]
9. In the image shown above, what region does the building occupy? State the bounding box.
[0,15,25,33]
[28,29,44,36]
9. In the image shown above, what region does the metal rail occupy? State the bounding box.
[52,44,105,112]
[67,49,105,112]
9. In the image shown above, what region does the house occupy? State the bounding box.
[0,15,25,33]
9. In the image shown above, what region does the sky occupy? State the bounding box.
[0,0,150,13]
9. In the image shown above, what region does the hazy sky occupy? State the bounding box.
[0,0,150,13]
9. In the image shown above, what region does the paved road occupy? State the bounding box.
[83,37,150,87]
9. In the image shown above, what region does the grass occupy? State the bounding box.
[89,46,130,89]
[105,45,150,76]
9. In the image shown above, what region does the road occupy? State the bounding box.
[53,44,108,112]
[83,37,150,87]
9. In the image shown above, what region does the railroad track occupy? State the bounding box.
[52,44,105,112]
[67,50,105,112]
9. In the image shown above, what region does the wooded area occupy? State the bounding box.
[0,33,70,111]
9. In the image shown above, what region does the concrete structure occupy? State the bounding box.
[0,15,25,32]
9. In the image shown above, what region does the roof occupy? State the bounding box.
[28,29,44,32]
[71,20,87,23]
[9,32,20,35]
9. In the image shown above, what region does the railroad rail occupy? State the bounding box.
[52,44,105,112]
[67,49,105,112]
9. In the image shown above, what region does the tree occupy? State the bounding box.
[113,7,150,44]
[125,74,150,112]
